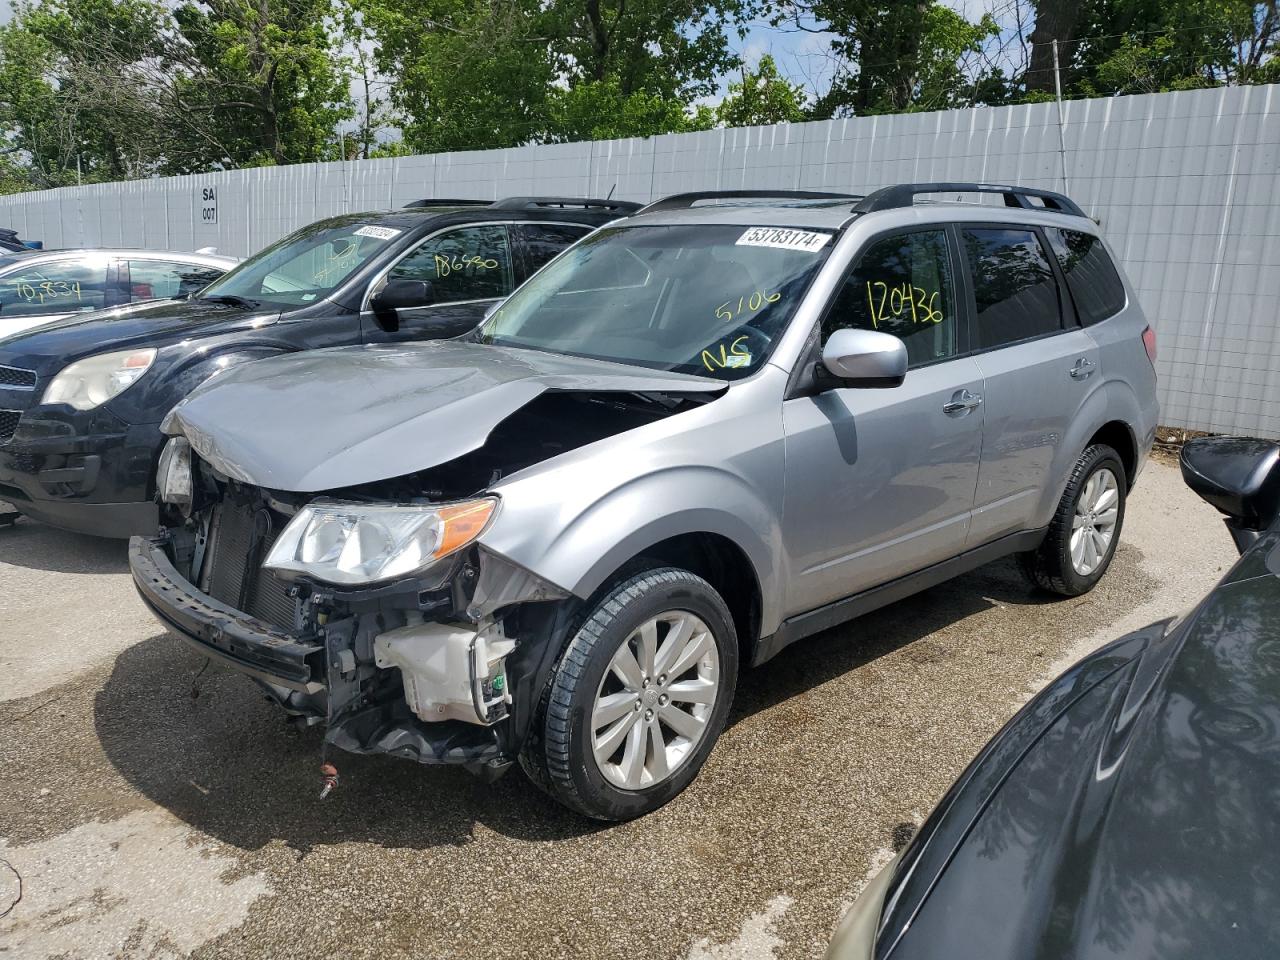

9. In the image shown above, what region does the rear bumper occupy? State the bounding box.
[129,534,325,692]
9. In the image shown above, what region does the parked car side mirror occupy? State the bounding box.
[1181,436,1280,536]
[819,329,907,388]
[370,279,435,332]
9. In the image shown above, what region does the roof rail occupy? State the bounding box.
[640,190,863,214]
[853,182,1086,217]
[489,196,642,213]
[402,198,492,209]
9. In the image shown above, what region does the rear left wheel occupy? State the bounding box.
[1019,443,1126,596]
[538,567,738,821]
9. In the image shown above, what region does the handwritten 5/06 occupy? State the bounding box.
[715,290,780,323]
[865,281,943,327]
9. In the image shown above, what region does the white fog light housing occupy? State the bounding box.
[263,498,498,586]
[156,436,193,508]
[42,348,157,410]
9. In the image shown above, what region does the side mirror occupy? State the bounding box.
[819,329,907,388]
[372,278,434,312]
[1181,436,1280,536]
[369,279,434,333]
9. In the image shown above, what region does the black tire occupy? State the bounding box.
[1019,443,1127,597]
[537,567,739,821]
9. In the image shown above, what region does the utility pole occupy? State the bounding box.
[1052,39,1070,194]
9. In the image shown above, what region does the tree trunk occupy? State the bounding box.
[1027,0,1082,94]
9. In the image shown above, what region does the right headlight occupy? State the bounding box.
[42,348,157,410]
[263,498,498,586]
[156,436,193,509]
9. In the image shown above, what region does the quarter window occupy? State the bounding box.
[0,258,110,318]
[1045,228,1126,325]
[388,225,513,303]
[517,223,592,275]
[962,227,1062,349]
[128,260,225,302]
[827,229,958,367]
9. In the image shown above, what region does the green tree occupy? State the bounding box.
[170,0,354,168]
[768,0,1002,117]
[358,0,743,150]
[715,54,807,126]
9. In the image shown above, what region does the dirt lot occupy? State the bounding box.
[0,459,1239,960]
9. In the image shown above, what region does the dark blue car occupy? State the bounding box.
[0,197,634,537]
[831,436,1280,960]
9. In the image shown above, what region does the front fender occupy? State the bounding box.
[485,465,785,637]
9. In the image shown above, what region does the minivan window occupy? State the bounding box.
[518,222,593,274]
[386,224,513,303]
[128,260,224,302]
[0,257,110,318]
[200,219,401,308]
[962,227,1062,349]
[1046,228,1126,325]
[827,229,958,367]
[477,223,832,380]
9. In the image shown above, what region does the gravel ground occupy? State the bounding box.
[0,460,1239,960]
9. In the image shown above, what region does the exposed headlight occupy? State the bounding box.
[156,436,193,508]
[263,498,498,586]
[42,348,157,410]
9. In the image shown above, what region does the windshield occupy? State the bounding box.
[475,223,833,379]
[199,218,406,308]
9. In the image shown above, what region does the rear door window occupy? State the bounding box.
[128,259,225,301]
[961,227,1063,349]
[1045,228,1126,325]
[0,257,111,318]
[826,228,960,367]
[387,224,514,304]
[516,223,592,275]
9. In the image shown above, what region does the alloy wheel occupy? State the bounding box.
[590,611,721,790]
[1071,466,1120,575]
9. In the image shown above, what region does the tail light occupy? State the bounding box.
[1142,325,1157,366]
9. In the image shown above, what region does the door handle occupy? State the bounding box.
[942,389,983,417]
[1070,357,1096,380]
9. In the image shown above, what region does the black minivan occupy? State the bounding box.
[0,197,635,537]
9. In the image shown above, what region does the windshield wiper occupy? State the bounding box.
[200,294,261,309]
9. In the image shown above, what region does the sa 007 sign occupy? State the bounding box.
[197,185,218,225]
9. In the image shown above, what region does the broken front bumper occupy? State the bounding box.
[130,534,325,692]
[129,532,573,777]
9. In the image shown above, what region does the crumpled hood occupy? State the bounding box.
[168,340,724,492]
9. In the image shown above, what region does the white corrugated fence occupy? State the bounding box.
[0,84,1277,437]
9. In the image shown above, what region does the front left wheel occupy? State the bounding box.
[536,567,739,821]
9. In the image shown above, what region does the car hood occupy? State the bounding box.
[884,541,1280,960]
[0,297,280,373]
[167,340,725,492]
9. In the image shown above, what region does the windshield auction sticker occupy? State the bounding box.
[736,227,832,252]
[353,225,402,241]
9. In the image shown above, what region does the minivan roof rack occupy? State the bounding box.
[640,190,863,213]
[402,198,491,208]
[853,182,1086,217]
[489,197,642,213]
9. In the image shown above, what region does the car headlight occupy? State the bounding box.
[156,436,193,508]
[263,498,498,586]
[42,348,157,410]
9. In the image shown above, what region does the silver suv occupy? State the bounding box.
[130,183,1159,820]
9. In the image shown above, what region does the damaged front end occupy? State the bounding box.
[131,444,577,780]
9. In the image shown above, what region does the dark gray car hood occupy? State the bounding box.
[166,340,724,492]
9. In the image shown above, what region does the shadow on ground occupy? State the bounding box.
[0,513,128,575]
[92,551,1062,855]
